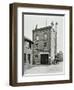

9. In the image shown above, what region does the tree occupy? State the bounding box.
[56,51,63,62]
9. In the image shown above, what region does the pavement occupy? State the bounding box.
[24,62,63,75]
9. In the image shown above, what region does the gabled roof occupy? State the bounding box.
[24,36,34,44]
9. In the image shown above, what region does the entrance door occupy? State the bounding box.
[41,54,48,64]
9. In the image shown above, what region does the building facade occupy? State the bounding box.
[22,37,33,75]
[24,37,33,65]
[32,23,57,65]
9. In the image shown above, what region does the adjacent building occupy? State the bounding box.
[22,37,33,75]
[24,37,33,65]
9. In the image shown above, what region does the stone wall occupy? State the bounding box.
[33,26,52,64]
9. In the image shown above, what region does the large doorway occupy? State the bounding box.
[41,54,48,64]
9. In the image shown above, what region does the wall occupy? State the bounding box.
[33,27,51,64]
[0,0,74,90]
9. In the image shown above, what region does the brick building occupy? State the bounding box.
[32,22,57,65]
[24,37,33,65]
[22,37,34,75]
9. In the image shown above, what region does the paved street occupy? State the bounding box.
[24,62,63,75]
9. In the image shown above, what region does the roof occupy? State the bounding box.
[24,36,34,44]
[33,26,52,31]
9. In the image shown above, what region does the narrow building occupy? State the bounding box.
[32,22,57,65]
[22,37,33,76]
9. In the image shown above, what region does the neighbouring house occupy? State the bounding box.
[22,37,33,76]
[24,37,34,65]
[32,22,58,65]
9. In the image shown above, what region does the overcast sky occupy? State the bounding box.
[24,15,65,52]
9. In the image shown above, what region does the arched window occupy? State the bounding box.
[36,35,39,40]
[44,33,47,40]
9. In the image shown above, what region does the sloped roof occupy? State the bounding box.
[24,36,34,44]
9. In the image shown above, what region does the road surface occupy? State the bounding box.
[23,62,64,76]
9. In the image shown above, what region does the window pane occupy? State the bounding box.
[44,42,47,47]
[36,35,39,40]
[44,34,47,40]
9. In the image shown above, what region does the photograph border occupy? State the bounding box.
[9,3,72,86]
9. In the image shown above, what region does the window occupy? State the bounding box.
[44,42,47,47]
[24,53,26,63]
[44,34,47,40]
[35,55,38,58]
[36,35,39,40]
[28,54,30,64]
[26,42,29,49]
[29,43,31,49]
[35,43,38,49]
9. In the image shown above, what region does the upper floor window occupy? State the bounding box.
[35,55,38,58]
[28,54,30,64]
[24,53,26,63]
[44,42,47,47]
[36,35,39,40]
[44,34,47,40]
[29,43,31,49]
[25,42,29,48]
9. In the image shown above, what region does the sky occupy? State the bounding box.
[24,14,65,52]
